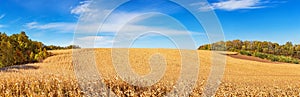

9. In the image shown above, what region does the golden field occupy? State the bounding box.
[1,48,300,96]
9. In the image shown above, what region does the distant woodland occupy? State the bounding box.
[0,31,79,68]
[199,40,300,64]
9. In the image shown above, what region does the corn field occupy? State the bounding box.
[1,48,300,96]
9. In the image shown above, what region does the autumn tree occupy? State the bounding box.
[198,39,300,64]
[0,31,50,68]
[199,40,300,59]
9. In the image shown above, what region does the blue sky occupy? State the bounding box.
[0,0,299,49]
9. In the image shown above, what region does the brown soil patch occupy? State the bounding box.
[227,54,283,64]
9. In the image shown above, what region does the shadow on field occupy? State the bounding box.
[0,65,39,72]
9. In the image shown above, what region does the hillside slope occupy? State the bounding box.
[1,48,300,96]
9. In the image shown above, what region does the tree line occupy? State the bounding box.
[0,31,80,68]
[198,40,300,64]
[45,45,80,50]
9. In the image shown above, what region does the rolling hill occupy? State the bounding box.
[1,48,300,96]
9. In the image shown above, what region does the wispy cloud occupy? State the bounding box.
[0,25,5,28]
[71,0,93,15]
[72,22,203,48]
[69,0,205,48]
[25,22,76,32]
[0,14,5,19]
[70,0,203,34]
[214,0,264,11]
[76,36,115,47]
[194,0,272,11]
[0,14,5,28]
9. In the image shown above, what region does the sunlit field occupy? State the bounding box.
[1,48,300,96]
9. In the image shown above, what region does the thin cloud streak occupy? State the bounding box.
[0,14,5,19]
[193,0,274,11]
[24,22,76,32]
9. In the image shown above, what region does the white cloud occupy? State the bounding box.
[68,0,205,48]
[77,36,104,41]
[73,22,202,36]
[69,0,197,35]
[214,0,263,10]
[25,22,76,32]
[70,0,111,23]
[0,14,5,19]
[0,25,5,28]
[72,23,204,48]
[195,0,267,11]
[71,0,93,14]
[76,36,115,48]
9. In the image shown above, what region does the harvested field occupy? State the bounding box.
[1,48,300,96]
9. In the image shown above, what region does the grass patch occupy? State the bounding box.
[239,51,299,64]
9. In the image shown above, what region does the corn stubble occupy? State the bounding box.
[1,48,300,96]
